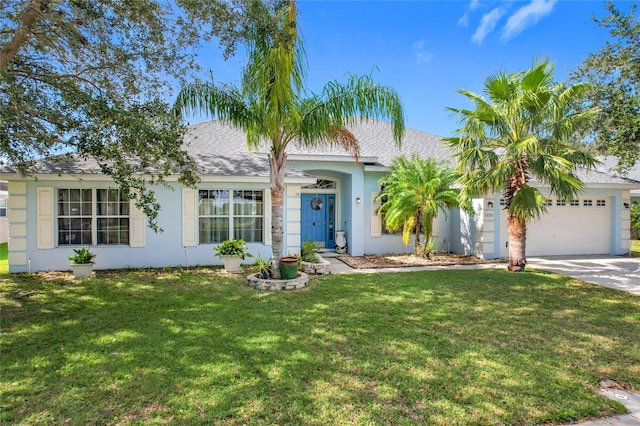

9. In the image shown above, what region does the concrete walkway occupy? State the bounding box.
[528,255,640,296]
[569,388,640,425]
[322,253,640,425]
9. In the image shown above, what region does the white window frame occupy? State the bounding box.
[198,189,265,244]
[56,188,131,246]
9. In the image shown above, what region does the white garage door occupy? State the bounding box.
[500,197,611,256]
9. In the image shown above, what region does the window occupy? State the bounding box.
[97,189,129,245]
[583,199,593,207]
[597,199,606,207]
[302,179,336,189]
[500,199,507,206]
[233,190,263,242]
[199,190,229,243]
[570,199,579,206]
[58,188,130,245]
[58,189,93,245]
[546,198,553,207]
[0,198,6,217]
[198,189,264,243]
[556,199,566,206]
[377,190,399,235]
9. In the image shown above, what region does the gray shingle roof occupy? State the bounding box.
[285,120,455,167]
[3,119,639,189]
[595,156,640,194]
[183,121,310,178]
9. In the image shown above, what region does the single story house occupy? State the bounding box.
[1,120,638,273]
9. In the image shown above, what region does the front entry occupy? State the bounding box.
[301,194,335,249]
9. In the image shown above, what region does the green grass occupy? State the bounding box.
[1,268,639,425]
[0,242,7,274]
[631,240,640,256]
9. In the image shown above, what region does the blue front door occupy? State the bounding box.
[301,194,335,249]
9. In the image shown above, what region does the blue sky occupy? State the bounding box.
[193,0,621,137]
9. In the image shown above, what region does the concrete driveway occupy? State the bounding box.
[528,255,640,296]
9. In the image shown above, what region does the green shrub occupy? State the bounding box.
[68,248,96,264]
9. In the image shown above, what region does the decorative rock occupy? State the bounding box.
[246,272,309,291]
[300,254,331,275]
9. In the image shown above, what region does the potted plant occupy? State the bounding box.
[213,239,253,273]
[279,254,299,280]
[301,240,320,263]
[254,254,272,279]
[69,247,96,279]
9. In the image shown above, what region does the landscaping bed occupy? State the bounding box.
[338,253,506,269]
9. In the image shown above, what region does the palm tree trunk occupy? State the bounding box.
[414,212,421,256]
[269,150,287,279]
[421,214,433,258]
[507,213,527,272]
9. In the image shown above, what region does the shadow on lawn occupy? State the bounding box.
[1,268,638,424]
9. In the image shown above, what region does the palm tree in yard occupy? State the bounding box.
[377,155,459,257]
[175,0,404,277]
[445,59,598,272]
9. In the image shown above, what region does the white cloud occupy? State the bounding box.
[458,0,481,27]
[413,39,433,63]
[458,12,470,27]
[502,0,558,41]
[472,7,506,43]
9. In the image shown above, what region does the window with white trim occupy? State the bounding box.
[58,189,93,245]
[97,189,130,245]
[58,188,130,245]
[583,199,593,207]
[556,199,566,206]
[570,199,579,206]
[198,189,264,244]
[597,199,606,207]
[0,198,6,217]
[233,190,263,242]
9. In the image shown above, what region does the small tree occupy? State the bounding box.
[377,155,459,257]
[446,59,598,272]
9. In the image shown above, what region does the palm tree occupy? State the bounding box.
[175,0,404,277]
[445,59,598,272]
[377,155,459,257]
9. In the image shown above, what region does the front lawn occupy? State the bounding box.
[1,268,638,425]
[631,240,640,256]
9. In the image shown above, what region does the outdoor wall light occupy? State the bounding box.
[356,197,362,204]
[624,202,630,209]
[487,201,494,208]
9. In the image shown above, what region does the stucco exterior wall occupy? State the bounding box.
[9,179,284,273]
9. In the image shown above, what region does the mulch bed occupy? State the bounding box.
[337,253,506,269]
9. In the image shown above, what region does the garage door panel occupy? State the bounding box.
[500,197,611,256]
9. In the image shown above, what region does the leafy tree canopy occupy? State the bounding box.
[0,0,275,229]
[572,1,640,174]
